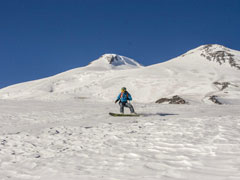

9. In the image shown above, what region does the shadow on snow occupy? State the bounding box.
[139,113,178,117]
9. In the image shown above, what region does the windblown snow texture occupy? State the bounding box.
[0,101,240,180]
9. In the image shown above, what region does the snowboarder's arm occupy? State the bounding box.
[115,93,121,103]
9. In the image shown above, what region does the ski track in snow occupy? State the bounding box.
[0,100,240,180]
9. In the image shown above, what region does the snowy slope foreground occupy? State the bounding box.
[0,101,240,180]
[1,44,239,104]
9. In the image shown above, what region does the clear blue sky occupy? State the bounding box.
[0,0,240,88]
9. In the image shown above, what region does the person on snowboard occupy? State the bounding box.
[115,87,136,114]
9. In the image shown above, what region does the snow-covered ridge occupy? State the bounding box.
[0,44,240,104]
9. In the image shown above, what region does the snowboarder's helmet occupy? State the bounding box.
[121,87,126,91]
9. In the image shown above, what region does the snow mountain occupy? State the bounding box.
[1,44,240,180]
[182,44,240,70]
[0,44,239,104]
[87,54,143,70]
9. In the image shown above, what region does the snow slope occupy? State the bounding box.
[0,100,240,180]
[0,44,239,104]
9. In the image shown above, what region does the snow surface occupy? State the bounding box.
[0,44,240,179]
[0,100,240,180]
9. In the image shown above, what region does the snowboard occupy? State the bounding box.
[109,112,140,117]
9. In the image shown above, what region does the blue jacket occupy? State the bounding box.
[116,91,132,103]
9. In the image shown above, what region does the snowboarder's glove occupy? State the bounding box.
[115,100,119,103]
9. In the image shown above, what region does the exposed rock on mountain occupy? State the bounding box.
[213,82,231,91]
[213,81,239,91]
[88,54,143,70]
[209,95,222,105]
[155,95,187,104]
[200,44,240,70]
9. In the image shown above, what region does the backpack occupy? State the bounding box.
[120,91,129,99]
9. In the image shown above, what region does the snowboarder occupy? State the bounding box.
[115,87,136,114]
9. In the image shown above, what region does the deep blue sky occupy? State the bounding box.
[0,0,240,88]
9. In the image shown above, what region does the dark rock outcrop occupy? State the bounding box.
[209,95,222,105]
[104,55,121,64]
[156,95,187,104]
[213,82,230,91]
[213,81,238,91]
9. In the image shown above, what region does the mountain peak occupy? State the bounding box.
[101,54,128,65]
[184,44,230,55]
[87,54,143,70]
[182,44,240,70]
[198,44,227,51]
[200,44,240,70]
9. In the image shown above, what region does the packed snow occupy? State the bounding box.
[0,44,240,180]
[0,100,240,180]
